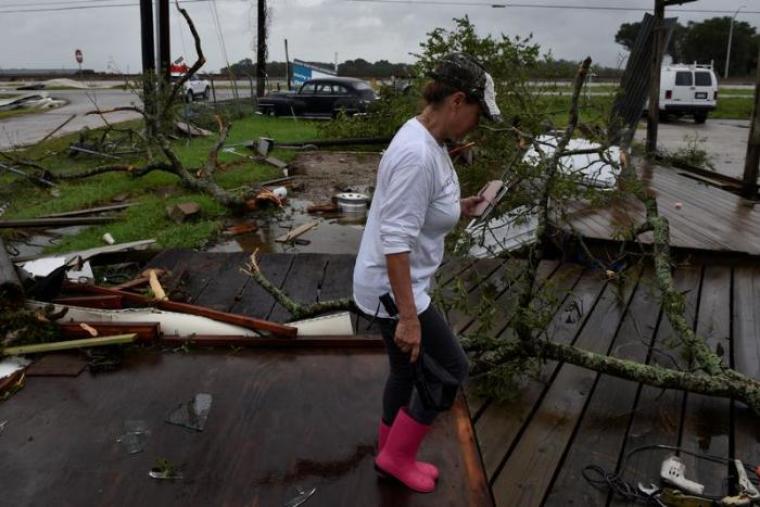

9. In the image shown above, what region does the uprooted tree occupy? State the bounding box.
[245,18,760,416]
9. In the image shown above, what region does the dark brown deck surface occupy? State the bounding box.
[4,251,759,507]
[0,252,491,507]
[565,164,760,255]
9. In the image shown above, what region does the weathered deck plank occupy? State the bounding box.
[542,267,662,506]
[608,266,702,505]
[490,270,639,507]
[679,265,732,494]
[732,264,760,470]
[473,264,590,482]
[566,165,760,255]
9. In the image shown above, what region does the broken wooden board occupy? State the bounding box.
[53,295,123,309]
[175,122,211,137]
[25,354,88,377]
[275,221,318,243]
[166,202,201,224]
[2,334,137,356]
[42,203,136,219]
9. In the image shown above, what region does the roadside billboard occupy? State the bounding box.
[291,59,336,87]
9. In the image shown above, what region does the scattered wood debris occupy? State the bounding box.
[275,221,319,243]
[175,121,212,138]
[166,202,201,224]
[2,334,138,356]
[147,269,168,301]
[223,221,258,236]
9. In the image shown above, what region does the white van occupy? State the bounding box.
[658,63,718,123]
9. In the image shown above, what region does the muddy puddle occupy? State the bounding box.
[209,199,366,255]
[209,151,380,255]
[6,152,380,259]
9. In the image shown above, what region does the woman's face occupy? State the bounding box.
[444,92,481,141]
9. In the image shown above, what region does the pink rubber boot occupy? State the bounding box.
[379,420,439,480]
[375,409,436,493]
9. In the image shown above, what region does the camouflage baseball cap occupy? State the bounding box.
[428,52,502,122]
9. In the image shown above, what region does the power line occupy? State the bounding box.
[0,0,127,7]
[0,0,236,14]
[346,0,760,15]
[3,0,760,15]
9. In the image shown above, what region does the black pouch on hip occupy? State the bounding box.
[413,351,459,411]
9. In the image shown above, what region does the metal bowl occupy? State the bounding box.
[334,192,369,213]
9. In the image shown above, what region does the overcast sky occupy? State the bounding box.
[0,0,757,72]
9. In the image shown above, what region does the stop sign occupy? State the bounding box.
[75,49,83,64]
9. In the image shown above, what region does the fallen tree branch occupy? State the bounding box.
[472,338,760,414]
[84,106,145,116]
[242,251,355,320]
[201,116,230,178]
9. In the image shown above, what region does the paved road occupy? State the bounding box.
[636,118,750,180]
[0,87,253,149]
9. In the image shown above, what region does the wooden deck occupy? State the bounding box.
[565,163,760,255]
[0,251,491,507]
[446,255,760,506]
[4,250,760,506]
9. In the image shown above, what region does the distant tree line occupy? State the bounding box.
[616,16,759,76]
[221,57,623,80]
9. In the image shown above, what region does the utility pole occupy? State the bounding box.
[742,46,760,198]
[154,0,171,87]
[284,39,291,91]
[646,0,699,156]
[725,5,746,80]
[646,0,665,156]
[139,0,155,134]
[256,0,267,97]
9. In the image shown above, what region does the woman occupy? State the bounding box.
[352,52,502,494]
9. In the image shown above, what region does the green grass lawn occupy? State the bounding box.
[0,114,319,254]
[537,91,754,124]
[0,106,41,121]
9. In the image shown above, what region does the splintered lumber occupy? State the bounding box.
[176,121,211,137]
[52,295,123,309]
[147,269,167,301]
[0,217,116,228]
[263,156,288,170]
[255,176,294,188]
[58,322,160,343]
[271,136,392,148]
[64,283,298,337]
[2,334,137,356]
[42,203,135,218]
[111,268,165,291]
[111,276,150,291]
[166,202,201,224]
[0,237,23,305]
[275,221,318,243]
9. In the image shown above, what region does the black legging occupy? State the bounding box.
[376,305,469,425]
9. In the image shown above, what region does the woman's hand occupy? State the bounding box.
[395,316,422,363]
[460,195,486,218]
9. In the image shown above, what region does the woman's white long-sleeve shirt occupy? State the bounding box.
[353,117,461,318]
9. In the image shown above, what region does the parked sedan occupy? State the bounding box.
[170,74,211,102]
[257,77,377,118]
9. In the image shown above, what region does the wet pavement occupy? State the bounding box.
[0,88,252,149]
[635,118,750,180]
